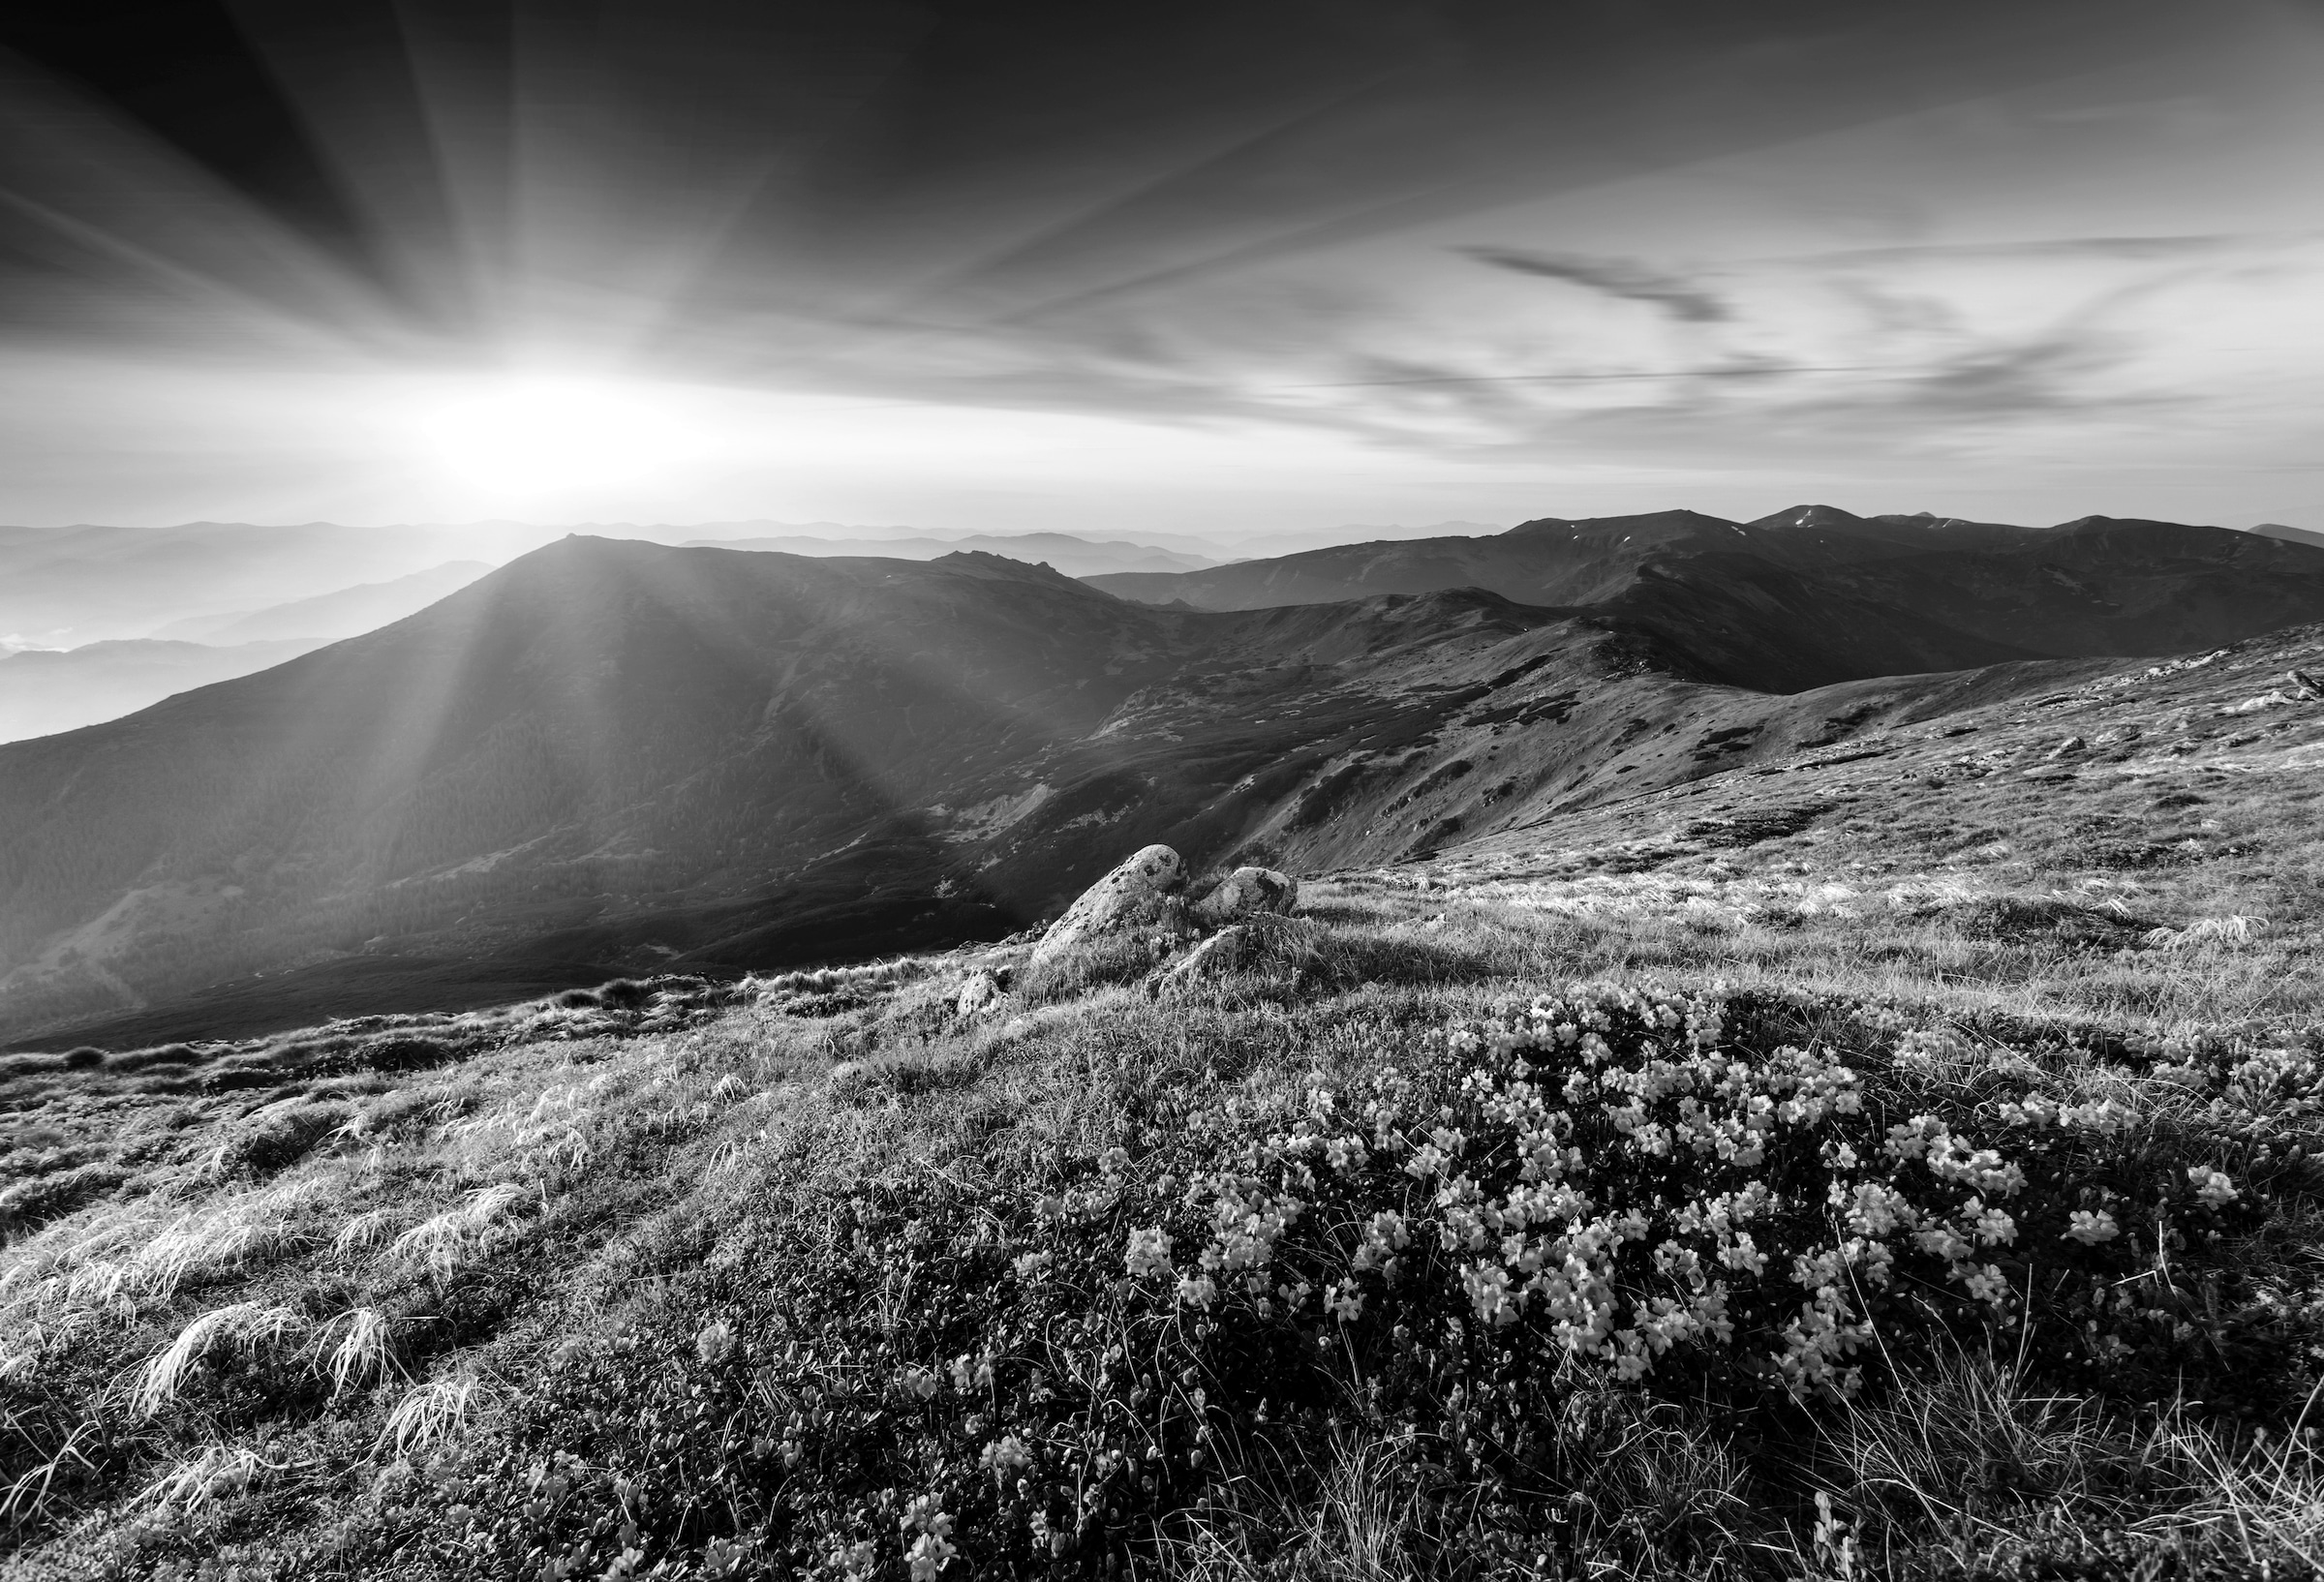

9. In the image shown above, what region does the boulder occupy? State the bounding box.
[1151,926,1248,993]
[1027,844,1188,966]
[1152,915,1323,996]
[954,969,1004,1020]
[1191,867,1300,927]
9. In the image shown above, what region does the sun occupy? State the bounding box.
[416,376,694,498]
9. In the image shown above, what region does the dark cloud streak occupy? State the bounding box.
[1455,246,1730,322]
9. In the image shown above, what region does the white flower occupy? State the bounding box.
[693,1320,738,1365]
[1326,1280,1364,1323]
[1460,1262,1519,1326]
[2063,1209,2120,1245]
[980,1434,1031,1475]
[2187,1166,2240,1209]
[906,1532,956,1581]
[1176,1273,1218,1310]
[1124,1226,1174,1278]
[901,1494,954,1536]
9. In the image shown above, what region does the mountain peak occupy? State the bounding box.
[1747,503,1866,531]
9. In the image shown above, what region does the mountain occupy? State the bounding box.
[0,531,2116,1047]
[13,509,2323,1047]
[2252,522,2324,551]
[0,637,326,745]
[686,532,1215,577]
[1086,507,2324,690]
[152,562,497,644]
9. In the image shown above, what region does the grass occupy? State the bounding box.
[0,839,2314,1578]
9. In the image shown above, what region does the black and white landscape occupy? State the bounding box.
[1,4,2321,1580]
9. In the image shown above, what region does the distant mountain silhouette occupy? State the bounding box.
[0,637,325,745]
[154,562,495,644]
[1087,507,2324,690]
[688,532,1214,577]
[2252,522,2324,552]
[0,522,557,645]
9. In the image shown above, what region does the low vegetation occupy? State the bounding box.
[0,816,2319,1582]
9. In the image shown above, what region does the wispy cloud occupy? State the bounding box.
[1782,232,2314,268]
[1455,246,1731,322]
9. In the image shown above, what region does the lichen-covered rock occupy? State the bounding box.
[955,969,1004,1020]
[1153,925,1249,992]
[1151,914,1324,996]
[1027,845,1187,965]
[1191,867,1300,928]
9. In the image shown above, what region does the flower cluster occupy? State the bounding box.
[1119,985,2267,1402]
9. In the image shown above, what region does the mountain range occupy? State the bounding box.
[1086,506,2324,691]
[683,532,1215,577]
[6,506,2324,1047]
[151,562,496,646]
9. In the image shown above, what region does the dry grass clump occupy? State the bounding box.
[134,1301,311,1416]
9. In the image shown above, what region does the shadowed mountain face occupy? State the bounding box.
[1087,508,2324,690]
[8,516,2322,1047]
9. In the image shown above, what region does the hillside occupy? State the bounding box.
[0,621,2317,1579]
[1088,507,2324,690]
[5,540,1635,1044]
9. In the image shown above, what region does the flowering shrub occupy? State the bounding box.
[1122,986,2292,1414]
[379,984,2315,1582]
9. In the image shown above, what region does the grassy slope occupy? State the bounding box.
[0,632,2322,1579]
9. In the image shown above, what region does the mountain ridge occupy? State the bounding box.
[8,512,2324,1046]
[1086,506,2324,690]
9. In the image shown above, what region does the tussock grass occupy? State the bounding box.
[134,1302,310,1417]
[380,1376,491,1458]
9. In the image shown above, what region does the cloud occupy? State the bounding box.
[1782,233,2302,268]
[1454,247,1731,322]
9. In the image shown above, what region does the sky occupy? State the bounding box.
[1,0,2321,543]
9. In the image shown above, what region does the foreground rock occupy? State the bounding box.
[1153,914,1324,994]
[1191,866,1300,928]
[954,968,1006,1020]
[1027,844,1188,966]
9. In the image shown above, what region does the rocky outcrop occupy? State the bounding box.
[1190,867,1300,928]
[1026,844,1188,966]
